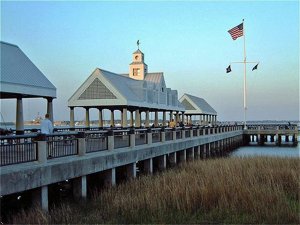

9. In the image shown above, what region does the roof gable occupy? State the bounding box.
[179,93,217,115]
[78,78,117,100]
[181,98,196,110]
[68,68,126,107]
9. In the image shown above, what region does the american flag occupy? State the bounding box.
[228,23,243,40]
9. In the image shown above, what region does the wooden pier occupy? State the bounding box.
[243,124,298,146]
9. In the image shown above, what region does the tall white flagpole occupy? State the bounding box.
[243,19,247,129]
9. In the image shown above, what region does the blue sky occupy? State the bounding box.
[1,1,299,122]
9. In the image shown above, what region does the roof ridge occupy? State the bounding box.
[0,41,19,48]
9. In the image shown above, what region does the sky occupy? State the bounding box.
[0,0,299,122]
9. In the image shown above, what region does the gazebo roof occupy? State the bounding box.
[179,93,217,115]
[0,41,56,98]
[68,68,184,111]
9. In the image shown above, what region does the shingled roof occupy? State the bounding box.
[68,68,184,111]
[179,93,217,115]
[0,41,56,98]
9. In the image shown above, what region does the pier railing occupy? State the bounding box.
[0,125,243,167]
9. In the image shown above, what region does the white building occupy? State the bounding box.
[68,48,185,128]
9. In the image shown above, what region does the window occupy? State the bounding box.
[133,68,140,76]
[161,87,164,92]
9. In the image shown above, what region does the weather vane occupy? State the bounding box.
[137,40,140,49]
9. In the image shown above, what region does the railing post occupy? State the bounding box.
[37,134,47,163]
[172,128,177,140]
[190,128,193,138]
[197,127,200,136]
[161,128,166,142]
[77,132,86,156]
[108,130,114,150]
[129,129,135,147]
[182,127,185,139]
[147,128,152,144]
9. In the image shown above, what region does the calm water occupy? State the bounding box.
[230,138,300,158]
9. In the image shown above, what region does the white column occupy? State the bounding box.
[163,111,166,126]
[110,109,114,127]
[85,107,90,127]
[46,98,54,122]
[103,168,116,187]
[145,110,150,127]
[135,109,141,127]
[154,111,159,127]
[122,108,127,128]
[170,111,173,121]
[16,97,24,133]
[73,176,87,201]
[98,109,103,127]
[41,186,48,211]
[157,155,167,171]
[175,112,179,124]
[130,111,134,127]
[143,158,153,174]
[70,107,75,128]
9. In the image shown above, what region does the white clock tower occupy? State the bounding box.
[129,48,148,80]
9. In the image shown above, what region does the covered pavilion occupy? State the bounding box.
[179,93,217,125]
[0,41,56,134]
[68,48,185,128]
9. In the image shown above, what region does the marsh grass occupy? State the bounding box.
[10,157,299,224]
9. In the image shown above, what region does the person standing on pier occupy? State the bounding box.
[41,113,54,134]
[169,119,176,128]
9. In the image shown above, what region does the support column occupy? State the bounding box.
[181,111,185,124]
[175,112,180,124]
[126,163,136,180]
[145,110,150,128]
[46,98,54,122]
[178,149,186,163]
[98,109,103,127]
[135,109,141,127]
[195,145,200,158]
[130,111,134,127]
[110,109,114,127]
[32,185,48,211]
[143,158,153,174]
[70,107,75,128]
[154,111,159,127]
[103,168,116,187]
[73,175,87,201]
[168,152,177,167]
[170,111,173,121]
[157,155,167,171]
[16,97,24,134]
[162,111,166,126]
[85,107,90,128]
[207,143,211,157]
[122,108,127,128]
[202,144,206,158]
[186,148,194,161]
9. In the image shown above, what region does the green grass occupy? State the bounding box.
[10,157,300,224]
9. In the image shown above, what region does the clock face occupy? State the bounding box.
[135,55,138,60]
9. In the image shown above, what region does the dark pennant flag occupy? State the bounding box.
[252,63,258,71]
[228,23,243,40]
[226,65,231,73]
